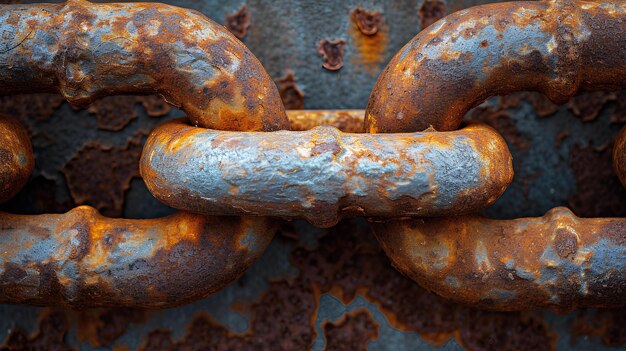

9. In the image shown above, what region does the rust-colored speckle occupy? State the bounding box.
[572,309,626,347]
[77,309,148,348]
[0,175,74,214]
[62,138,143,217]
[459,310,556,351]
[278,72,305,110]
[88,96,139,132]
[1,309,72,351]
[568,143,626,217]
[0,93,64,124]
[87,96,171,131]
[225,5,250,39]
[499,92,560,118]
[470,101,529,151]
[323,309,379,351]
[555,130,571,148]
[138,95,172,118]
[318,39,346,71]
[568,92,615,123]
[419,0,447,30]
[139,278,317,350]
[611,91,626,124]
[553,228,578,259]
[352,7,382,36]
[290,220,558,346]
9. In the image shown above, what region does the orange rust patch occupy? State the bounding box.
[350,12,388,74]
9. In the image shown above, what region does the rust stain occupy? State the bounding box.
[318,39,346,71]
[352,6,382,36]
[76,309,148,348]
[572,309,626,347]
[62,137,143,217]
[87,96,171,132]
[323,309,379,351]
[350,9,388,74]
[567,92,616,123]
[278,71,305,110]
[139,278,318,350]
[225,5,250,39]
[0,94,64,124]
[419,0,447,30]
[571,142,626,217]
[1,309,72,350]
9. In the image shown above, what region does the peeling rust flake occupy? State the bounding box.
[419,0,447,30]
[141,119,512,227]
[352,6,382,36]
[0,207,276,308]
[318,39,346,71]
[374,207,626,311]
[278,72,305,110]
[225,5,251,39]
[0,0,288,131]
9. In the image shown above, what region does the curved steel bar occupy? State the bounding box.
[140,119,513,228]
[613,126,626,188]
[0,115,34,204]
[0,0,289,131]
[365,0,626,132]
[373,207,626,311]
[0,206,276,308]
[287,110,365,133]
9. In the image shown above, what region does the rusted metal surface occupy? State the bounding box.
[140,119,513,227]
[0,0,289,131]
[287,109,364,132]
[374,207,626,311]
[1,0,625,349]
[0,206,275,308]
[613,126,626,188]
[365,0,626,133]
[0,115,34,204]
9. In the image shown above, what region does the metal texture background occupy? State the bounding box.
[1,0,625,350]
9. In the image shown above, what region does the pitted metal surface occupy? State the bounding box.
[613,126,626,188]
[0,0,289,131]
[0,206,275,308]
[365,0,626,133]
[141,119,512,227]
[0,115,33,204]
[1,0,626,349]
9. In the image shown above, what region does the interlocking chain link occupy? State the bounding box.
[0,0,279,308]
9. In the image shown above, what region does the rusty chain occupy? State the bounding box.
[0,0,280,308]
[369,0,626,310]
[0,0,624,310]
